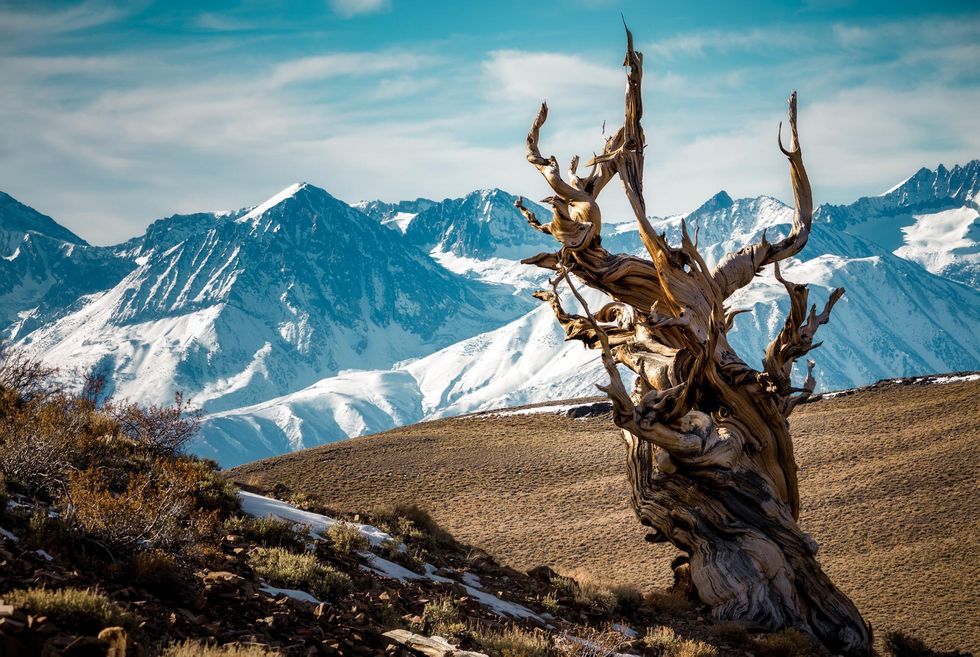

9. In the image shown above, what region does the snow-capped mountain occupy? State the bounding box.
[15,183,532,413]
[0,192,134,337]
[192,165,980,466]
[817,160,980,288]
[2,161,978,467]
[402,189,555,260]
[352,198,437,233]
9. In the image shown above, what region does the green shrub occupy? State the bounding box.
[326,521,369,555]
[421,597,466,636]
[225,515,305,551]
[642,626,717,657]
[377,536,426,573]
[3,587,134,633]
[162,641,281,657]
[370,503,453,547]
[476,626,549,657]
[248,547,352,600]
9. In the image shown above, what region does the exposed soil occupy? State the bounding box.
[230,378,980,653]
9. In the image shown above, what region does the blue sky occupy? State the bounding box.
[1,0,978,244]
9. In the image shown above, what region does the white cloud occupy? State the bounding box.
[329,0,390,19]
[482,50,623,108]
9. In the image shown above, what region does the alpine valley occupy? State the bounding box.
[2,161,978,466]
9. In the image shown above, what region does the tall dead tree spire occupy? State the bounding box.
[515,25,872,656]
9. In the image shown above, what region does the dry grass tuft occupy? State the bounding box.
[476,625,549,657]
[642,626,717,657]
[3,587,134,633]
[162,641,281,657]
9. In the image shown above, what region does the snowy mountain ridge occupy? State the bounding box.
[1,160,978,466]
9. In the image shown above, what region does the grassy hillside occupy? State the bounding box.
[230,378,980,653]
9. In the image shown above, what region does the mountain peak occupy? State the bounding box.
[237,183,312,223]
[0,191,88,252]
[691,190,734,215]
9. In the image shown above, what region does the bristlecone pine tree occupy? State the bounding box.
[516,29,873,656]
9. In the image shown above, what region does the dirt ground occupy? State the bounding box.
[230,379,980,652]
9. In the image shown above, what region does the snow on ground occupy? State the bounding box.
[488,403,589,417]
[259,583,320,604]
[0,527,19,542]
[239,490,393,547]
[239,490,542,621]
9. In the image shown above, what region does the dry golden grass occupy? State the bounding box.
[230,379,980,652]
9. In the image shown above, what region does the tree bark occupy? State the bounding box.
[517,27,873,656]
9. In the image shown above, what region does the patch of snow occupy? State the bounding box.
[879,174,914,196]
[385,211,417,234]
[612,624,638,639]
[488,403,586,417]
[0,527,19,542]
[35,549,54,561]
[259,583,320,604]
[930,373,980,383]
[237,183,306,223]
[361,552,424,582]
[238,491,394,546]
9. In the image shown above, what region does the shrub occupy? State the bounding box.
[377,536,426,573]
[752,629,819,657]
[370,503,453,547]
[106,392,200,456]
[540,592,560,614]
[476,626,549,657]
[645,590,692,616]
[710,622,751,647]
[3,587,134,633]
[128,549,184,596]
[225,515,305,551]
[610,583,645,615]
[882,631,963,657]
[162,641,281,657]
[22,509,71,554]
[0,392,103,497]
[326,521,369,555]
[553,570,616,611]
[421,597,466,636]
[642,626,717,657]
[65,457,216,554]
[248,547,352,600]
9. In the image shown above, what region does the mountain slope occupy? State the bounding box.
[403,189,554,260]
[817,160,980,288]
[196,175,980,464]
[352,197,437,233]
[18,183,531,414]
[0,192,133,336]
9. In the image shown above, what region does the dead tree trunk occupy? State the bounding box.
[516,28,873,656]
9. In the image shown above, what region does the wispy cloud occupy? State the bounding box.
[0,1,127,38]
[329,0,391,19]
